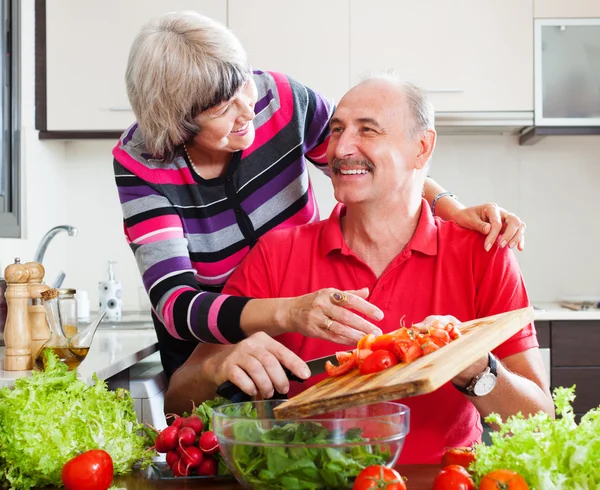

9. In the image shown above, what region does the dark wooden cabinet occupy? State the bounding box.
[548,320,600,416]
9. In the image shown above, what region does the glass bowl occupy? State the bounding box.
[212,400,410,489]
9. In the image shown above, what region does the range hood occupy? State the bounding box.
[435,111,533,136]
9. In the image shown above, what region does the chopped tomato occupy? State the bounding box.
[354,348,373,365]
[325,355,357,377]
[360,350,398,375]
[335,351,354,364]
[391,339,423,364]
[429,328,451,346]
[421,340,440,355]
[447,325,461,340]
[357,333,376,351]
[370,333,398,352]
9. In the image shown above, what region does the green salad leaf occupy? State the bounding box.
[223,403,390,490]
[0,350,153,490]
[471,386,600,489]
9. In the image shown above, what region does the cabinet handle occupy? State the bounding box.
[108,107,133,112]
[424,89,464,94]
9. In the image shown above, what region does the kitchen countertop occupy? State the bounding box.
[43,464,440,489]
[0,329,159,388]
[533,302,600,321]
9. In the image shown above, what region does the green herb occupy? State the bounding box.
[471,386,600,489]
[0,350,152,490]
[223,404,389,489]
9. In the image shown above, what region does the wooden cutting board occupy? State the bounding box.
[273,306,535,419]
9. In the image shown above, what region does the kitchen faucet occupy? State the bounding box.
[33,225,78,288]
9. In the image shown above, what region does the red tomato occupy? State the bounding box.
[353,465,406,490]
[479,469,529,490]
[433,465,475,490]
[447,325,461,340]
[336,351,354,364]
[429,328,451,346]
[421,340,440,355]
[325,354,357,377]
[62,449,114,490]
[391,339,423,364]
[360,350,398,375]
[370,333,398,352]
[355,348,373,365]
[440,447,476,469]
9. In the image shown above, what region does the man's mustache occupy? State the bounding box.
[330,157,375,174]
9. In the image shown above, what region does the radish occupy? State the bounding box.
[171,416,185,429]
[181,415,204,435]
[178,426,197,448]
[197,456,218,477]
[180,445,204,469]
[172,459,191,477]
[198,430,219,455]
[154,425,179,453]
[165,450,179,469]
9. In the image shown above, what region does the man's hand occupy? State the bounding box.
[450,203,526,252]
[206,332,310,399]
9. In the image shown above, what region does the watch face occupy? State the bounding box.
[473,373,496,396]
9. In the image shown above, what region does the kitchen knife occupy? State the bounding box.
[215,352,343,403]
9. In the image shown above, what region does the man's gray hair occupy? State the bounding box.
[126,11,251,160]
[359,71,435,140]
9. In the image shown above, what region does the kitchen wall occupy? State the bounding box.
[1,0,599,311]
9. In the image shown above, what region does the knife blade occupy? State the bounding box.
[215,352,343,403]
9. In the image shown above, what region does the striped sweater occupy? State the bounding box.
[113,71,333,375]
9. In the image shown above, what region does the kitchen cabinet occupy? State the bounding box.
[349,0,534,112]
[227,0,350,104]
[37,0,227,137]
[549,320,600,416]
[535,0,600,18]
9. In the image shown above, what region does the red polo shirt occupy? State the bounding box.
[223,200,537,464]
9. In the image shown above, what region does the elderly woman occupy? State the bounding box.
[113,11,526,378]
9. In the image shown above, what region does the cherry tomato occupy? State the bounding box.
[62,449,114,490]
[360,350,398,375]
[357,333,376,351]
[370,333,398,352]
[433,464,475,490]
[325,354,357,377]
[353,465,406,490]
[479,469,529,490]
[440,447,476,469]
[391,339,422,364]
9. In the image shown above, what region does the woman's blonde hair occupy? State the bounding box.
[126,11,251,160]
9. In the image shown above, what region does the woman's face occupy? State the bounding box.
[193,77,258,154]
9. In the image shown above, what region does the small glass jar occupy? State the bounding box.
[57,288,78,338]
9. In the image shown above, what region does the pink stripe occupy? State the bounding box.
[242,72,294,159]
[126,215,183,242]
[306,136,331,164]
[191,245,250,279]
[162,287,195,340]
[272,194,318,231]
[207,295,231,344]
[113,145,196,185]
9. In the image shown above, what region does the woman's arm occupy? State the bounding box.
[423,177,526,251]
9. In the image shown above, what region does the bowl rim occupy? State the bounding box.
[212,400,410,423]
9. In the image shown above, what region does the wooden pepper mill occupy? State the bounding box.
[3,258,32,371]
[25,262,50,364]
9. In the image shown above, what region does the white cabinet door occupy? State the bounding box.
[535,0,600,18]
[227,0,350,104]
[46,1,227,131]
[350,0,534,112]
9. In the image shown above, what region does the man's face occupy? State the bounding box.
[326,80,425,206]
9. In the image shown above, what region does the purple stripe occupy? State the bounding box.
[143,256,192,290]
[188,293,212,342]
[122,123,138,146]
[243,160,304,215]
[181,209,237,234]
[255,89,274,114]
[118,185,161,204]
[304,92,331,153]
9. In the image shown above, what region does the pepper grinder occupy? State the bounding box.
[25,262,50,363]
[4,258,32,371]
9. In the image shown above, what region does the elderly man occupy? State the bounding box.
[164,77,553,464]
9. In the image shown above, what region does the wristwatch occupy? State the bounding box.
[453,353,497,397]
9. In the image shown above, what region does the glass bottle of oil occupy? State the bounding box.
[36,289,105,371]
